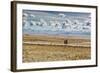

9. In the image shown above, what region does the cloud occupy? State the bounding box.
[58,13,66,18]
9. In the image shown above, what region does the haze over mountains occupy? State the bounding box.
[22,10,91,36]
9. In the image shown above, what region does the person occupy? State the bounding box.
[64,40,68,44]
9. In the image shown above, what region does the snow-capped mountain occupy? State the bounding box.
[22,10,91,36]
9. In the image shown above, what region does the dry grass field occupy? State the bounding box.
[22,34,91,63]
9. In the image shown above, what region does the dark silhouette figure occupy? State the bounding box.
[64,40,68,44]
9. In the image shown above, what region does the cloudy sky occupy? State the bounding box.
[22,10,91,36]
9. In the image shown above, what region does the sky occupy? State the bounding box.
[22,9,91,36]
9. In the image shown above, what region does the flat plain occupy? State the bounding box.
[23,34,91,62]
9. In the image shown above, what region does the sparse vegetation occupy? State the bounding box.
[23,34,91,63]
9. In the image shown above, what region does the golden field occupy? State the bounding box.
[22,34,91,62]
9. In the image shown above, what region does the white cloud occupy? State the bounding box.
[58,13,66,18]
